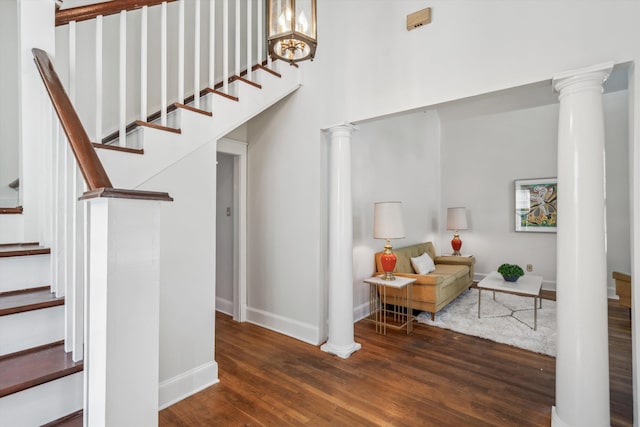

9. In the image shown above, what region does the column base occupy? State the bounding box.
[320,341,362,359]
[551,406,570,427]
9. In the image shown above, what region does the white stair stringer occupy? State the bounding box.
[97,65,301,189]
[0,371,83,427]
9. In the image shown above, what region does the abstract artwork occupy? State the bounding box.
[515,178,557,233]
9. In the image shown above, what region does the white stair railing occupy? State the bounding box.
[56,0,269,148]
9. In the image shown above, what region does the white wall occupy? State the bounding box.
[0,0,19,206]
[440,100,559,287]
[351,110,441,318]
[604,90,632,293]
[216,152,234,314]
[246,92,325,345]
[141,140,218,408]
[331,1,640,125]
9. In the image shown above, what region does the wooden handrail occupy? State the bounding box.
[32,48,173,202]
[56,0,178,26]
[32,48,113,191]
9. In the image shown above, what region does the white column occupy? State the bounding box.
[552,63,613,427]
[321,124,361,359]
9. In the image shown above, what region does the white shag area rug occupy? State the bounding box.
[416,288,556,356]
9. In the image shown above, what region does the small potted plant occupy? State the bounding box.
[498,263,524,282]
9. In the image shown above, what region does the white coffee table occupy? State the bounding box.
[477,271,543,330]
[364,275,416,335]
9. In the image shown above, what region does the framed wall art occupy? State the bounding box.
[515,178,557,233]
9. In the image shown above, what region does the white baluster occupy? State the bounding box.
[178,0,185,105]
[209,0,215,89]
[266,0,271,68]
[194,0,201,108]
[257,0,263,65]
[246,0,252,80]
[71,158,84,361]
[119,10,126,146]
[64,144,73,352]
[161,1,168,126]
[95,15,103,144]
[141,6,148,122]
[68,21,76,105]
[223,0,228,93]
[60,130,68,300]
[235,0,240,78]
[51,118,60,295]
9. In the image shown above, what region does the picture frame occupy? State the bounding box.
[515,178,557,233]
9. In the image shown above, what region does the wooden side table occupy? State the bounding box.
[364,276,416,335]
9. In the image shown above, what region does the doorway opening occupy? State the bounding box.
[216,138,247,322]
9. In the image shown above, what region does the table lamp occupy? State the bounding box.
[373,202,405,280]
[447,207,468,256]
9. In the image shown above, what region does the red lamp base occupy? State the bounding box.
[380,244,397,280]
[451,233,462,256]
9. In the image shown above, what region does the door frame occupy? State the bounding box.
[217,137,247,322]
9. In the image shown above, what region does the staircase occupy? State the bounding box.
[1,0,301,424]
[0,244,83,426]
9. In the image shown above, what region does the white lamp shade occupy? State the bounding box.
[447,207,468,230]
[373,202,405,240]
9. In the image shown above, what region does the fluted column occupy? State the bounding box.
[321,124,361,359]
[552,63,612,427]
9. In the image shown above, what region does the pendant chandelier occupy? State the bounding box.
[267,0,317,64]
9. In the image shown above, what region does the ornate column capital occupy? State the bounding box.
[323,123,358,138]
[552,62,613,98]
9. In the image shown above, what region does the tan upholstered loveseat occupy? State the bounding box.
[374,242,475,320]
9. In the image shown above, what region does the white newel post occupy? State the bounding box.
[321,124,361,359]
[83,195,167,427]
[552,63,612,427]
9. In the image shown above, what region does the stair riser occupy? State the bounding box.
[0,306,64,356]
[0,215,24,245]
[0,372,83,427]
[0,254,50,293]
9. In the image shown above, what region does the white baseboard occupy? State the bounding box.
[354,302,370,322]
[215,296,233,316]
[159,361,219,410]
[246,306,320,346]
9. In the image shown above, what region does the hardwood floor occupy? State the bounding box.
[159,298,633,426]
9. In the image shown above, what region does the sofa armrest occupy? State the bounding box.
[434,255,475,266]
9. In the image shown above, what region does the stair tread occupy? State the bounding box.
[0,342,83,398]
[41,410,83,427]
[0,243,50,258]
[0,287,64,316]
[0,206,22,214]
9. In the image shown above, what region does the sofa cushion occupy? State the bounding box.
[411,252,435,274]
[434,264,470,280]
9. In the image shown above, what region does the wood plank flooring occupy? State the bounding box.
[159,297,633,426]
